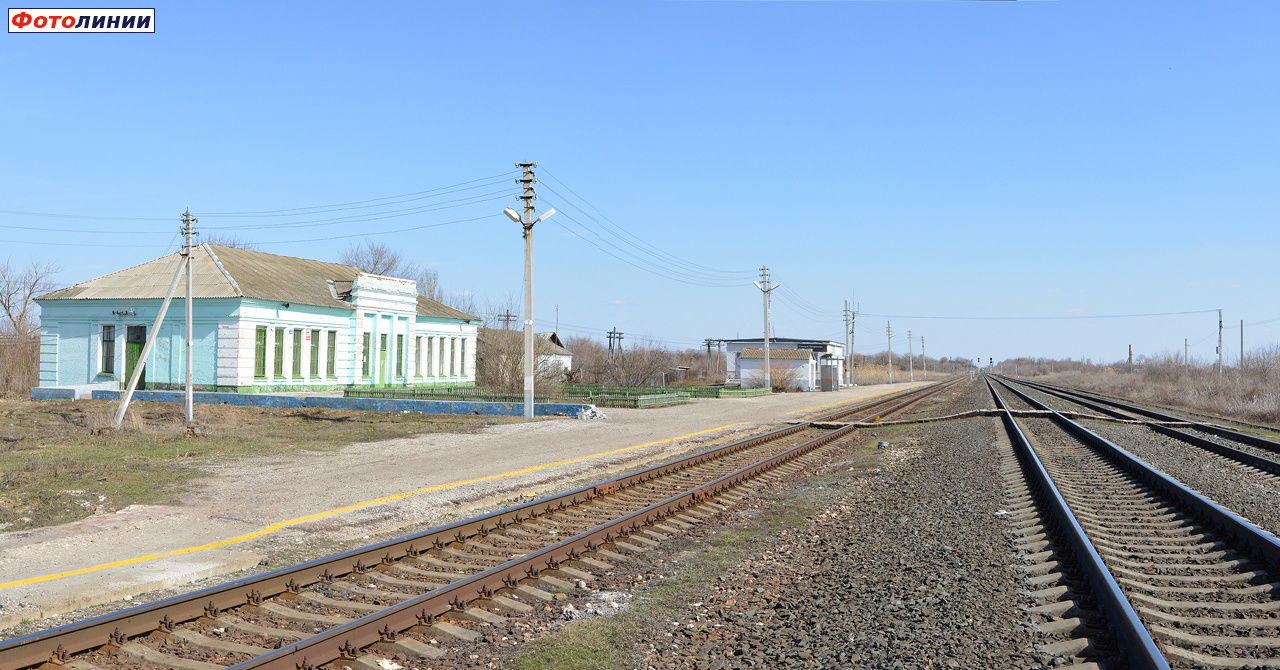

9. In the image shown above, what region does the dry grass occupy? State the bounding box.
[1032,347,1280,426]
[0,336,37,397]
[0,399,519,532]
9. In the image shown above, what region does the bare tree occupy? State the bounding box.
[0,258,57,394]
[415,268,443,301]
[202,233,259,250]
[340,240,421,277]
[0,258,59,337]
[609,338,676,387]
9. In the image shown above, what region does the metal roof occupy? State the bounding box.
[738,348,813,360]
[39,244,478,320]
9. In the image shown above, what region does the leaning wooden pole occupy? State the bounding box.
[114,254,186,428]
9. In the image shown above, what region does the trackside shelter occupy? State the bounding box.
[34,244,479,396]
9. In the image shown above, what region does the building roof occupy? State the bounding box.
[477,328,572,356]
[738,348,813,360]
[39,244,477,320]
[416,295,477,321]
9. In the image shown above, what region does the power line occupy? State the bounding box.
[199,171,520,216]
[535,169,752,281]
[857,309,1220,321]
[542,203,745,288]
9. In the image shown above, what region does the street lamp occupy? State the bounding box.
[505,203,554,420]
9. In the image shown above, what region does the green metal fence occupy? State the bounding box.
[343,386,693,409]
[561,384,769,399]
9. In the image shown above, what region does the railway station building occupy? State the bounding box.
[722,337,844,391]
[34,245,480,397]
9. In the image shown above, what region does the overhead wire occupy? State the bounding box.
[541,201,746,288]
[198,171,521,217]
[538,167,754,279]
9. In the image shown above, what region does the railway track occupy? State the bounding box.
[0,380,959,670]
[998,375,1280,479]
[989,376,1280,669]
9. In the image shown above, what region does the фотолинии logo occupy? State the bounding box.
[8,8,154,32]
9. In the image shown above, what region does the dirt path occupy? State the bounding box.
[0,382,930,628]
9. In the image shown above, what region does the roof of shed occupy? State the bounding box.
[39,244,477,320]
[477,328,572,356]
[738,348,813,360]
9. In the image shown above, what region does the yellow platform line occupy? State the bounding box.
[785,385,922,415]
[0,421,748,591]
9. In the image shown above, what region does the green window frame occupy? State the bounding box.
[274,327,285,379]
[449,338,456,376]
[361,333,371,377]
[254,326,268,379]
[292,329,303,378]
[309,329,320,378]
[101,325,116,374]
[460,338,466,376]
[327,331,337,377]
[415,337,422,377]
[396,334,404,377]
[427,336,435,376]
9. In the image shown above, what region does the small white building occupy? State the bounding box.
[723,337,844,391]
[737,348,816,391]
[35,244,480,395]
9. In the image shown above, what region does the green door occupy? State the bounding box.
[378,334,388,385]
[124,325,146,389]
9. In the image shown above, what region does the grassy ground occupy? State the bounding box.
[0,399,519,532]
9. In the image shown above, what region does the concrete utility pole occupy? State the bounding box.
[503,162,554,420]
[704,338,715,380]
[1241,319,1245,369]
[753,266,779,390]
[1128,344,1133,366]
[1185,338,1189,367]
[921,336,926,380]
[850,303,858,386]
[908,330,914,382]
[182,210,197,425]
[843,301,851,386]
[886,322,893,384]
[1218,309,1224,380]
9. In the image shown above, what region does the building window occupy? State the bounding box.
[254,326,267,379]
[292,329,303,378]
[274,327,285,379]
[396,334,404,378]
[309,329,319,378]
[380,333,388,382]
[327,331,337,377]
[439,337,446,376]
[449,338,456,376]
[361,333,371,378]
[415,337,422,377]
[101,325,115,374]
[427,336,435,376]
[460,338,466,376]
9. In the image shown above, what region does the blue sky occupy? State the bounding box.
[3,1,1277,364]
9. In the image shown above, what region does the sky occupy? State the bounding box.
[2,1,1277,365]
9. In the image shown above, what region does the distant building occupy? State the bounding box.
[35,244,479,396]
[475,329,573,388]
[722,337,844,391]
